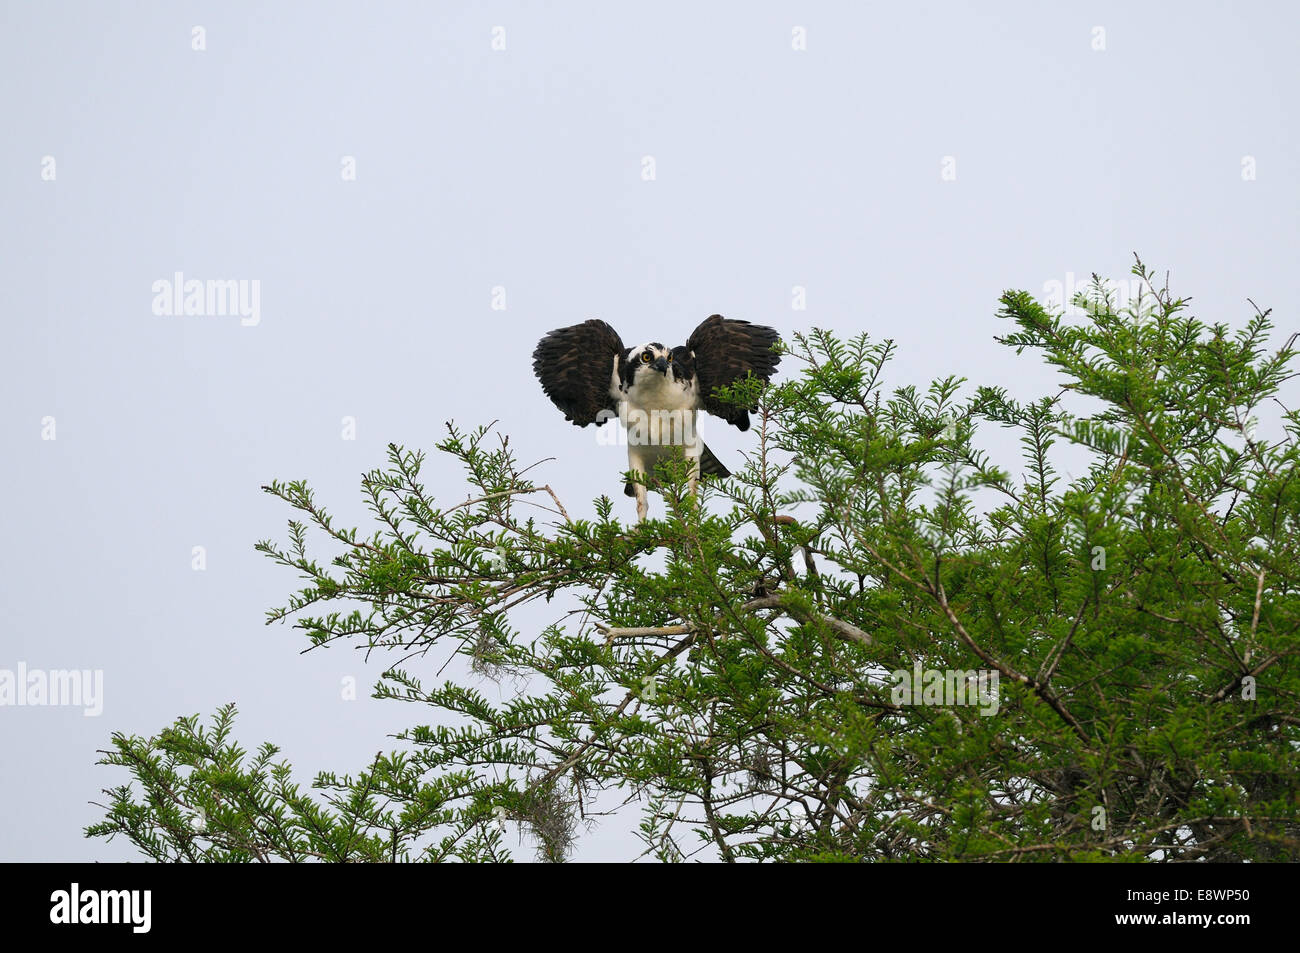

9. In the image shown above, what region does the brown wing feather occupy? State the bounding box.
[686,314,781,431]
[533,319,624,427]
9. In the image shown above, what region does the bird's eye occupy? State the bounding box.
[641,352,651,363]
[667,353,673,362]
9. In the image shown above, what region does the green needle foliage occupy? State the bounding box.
[89,259,1300,862]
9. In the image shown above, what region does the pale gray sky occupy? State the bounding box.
[1,0,1296,861]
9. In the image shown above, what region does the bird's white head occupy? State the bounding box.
[627,342,674,377]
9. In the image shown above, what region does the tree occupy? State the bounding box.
[89,259,1300,861]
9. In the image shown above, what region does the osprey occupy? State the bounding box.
[532,314,781,520]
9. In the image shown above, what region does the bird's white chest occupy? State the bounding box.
[620,371,700,450]
[624,369,697,413]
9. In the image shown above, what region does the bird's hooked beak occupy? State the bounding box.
[653,356,669,374]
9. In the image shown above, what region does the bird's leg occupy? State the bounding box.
[627,448,651,522]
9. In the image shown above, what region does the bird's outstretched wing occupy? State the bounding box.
[686,314,781,431]
[532,319,625,426]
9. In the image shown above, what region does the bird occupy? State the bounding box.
[532,314,781,520]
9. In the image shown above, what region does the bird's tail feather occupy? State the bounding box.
[699,443,730,479]
[623,445,730,497]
